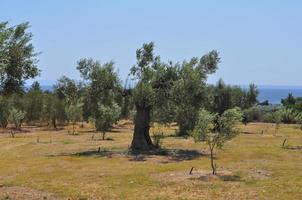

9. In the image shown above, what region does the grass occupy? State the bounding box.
[0,121,302,199]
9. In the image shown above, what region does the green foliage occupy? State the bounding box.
[191,108,242,175]
[151,125,165,148]
[245,84,259,108]
[295,112,302,129]
[94,103,121,139]
[8,107,26,130]
[24,81,43,123]
[243,105,281,123]
[172,51,220,136]
[65,101,83,134]
[281,93,296,107]
[133,82,155,109]
[54,76,79,105]
[129,42,221,141]
[42,93,66,128]
[192,107,243,146]
[0,22,40,95]
[281,93,302,112]
[208,80,259,115]
[243,107,261,123]
[279,108,297,124]
[66,102,83,124]
[262,111,281,124]
[215,108,243,141]
[191,109,215,142]
[77,58,121,122]
[0,96,9,128]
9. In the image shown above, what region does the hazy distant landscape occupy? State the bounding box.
[35,85,302,104]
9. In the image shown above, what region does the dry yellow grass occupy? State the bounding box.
[0,121,302,199]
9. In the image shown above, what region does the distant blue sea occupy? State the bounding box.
[37,85,302,105]
[257,87,302,104]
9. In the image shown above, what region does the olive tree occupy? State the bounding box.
[24,81,44,123]
[129,42,219,150]
[129,42,179,150]
[65,101,83,135]
[8,107,26,130]
[94,103,121,140]
[54,76,79,105]
[0,96,9,128]
[76,58,121,135]
[0,22,40,95]
[42,93,66,129]
[191,108,242,175]
[172,52,220,136]
[271,111,282,136]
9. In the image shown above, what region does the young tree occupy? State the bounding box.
[271,111,282,136]
[65,101,83,135]
[95,103,121,140]
[191,108,242,175]
[8,107,26,130]
[0,22,40,95]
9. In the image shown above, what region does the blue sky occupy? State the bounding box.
[1,0,301,86]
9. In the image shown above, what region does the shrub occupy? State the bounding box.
[279,108,297,124]
[95,103,121,140]
[151,125,165,148]
[0,97,10,128]
[65,101,83,135]
[8,108,26,130]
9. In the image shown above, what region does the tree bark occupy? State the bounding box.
[102,131,106,140]
[52,117,57,129]
[131,106,153,151]
[209,143,216,175]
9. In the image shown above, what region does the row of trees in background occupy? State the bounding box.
[242,93,302,127]
[0,21,261,149]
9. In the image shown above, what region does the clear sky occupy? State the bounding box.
[1,0,301,86]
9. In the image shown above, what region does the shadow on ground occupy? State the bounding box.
[48,148,205,163]
[284,145,302,150]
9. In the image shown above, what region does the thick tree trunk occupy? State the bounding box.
[52,117,57,129]
[209,143,216,175]
[131,106,153,151]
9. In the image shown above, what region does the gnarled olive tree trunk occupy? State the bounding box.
[131,105,153,150]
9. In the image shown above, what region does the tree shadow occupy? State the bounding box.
[48,148,204,163]
[284,145,302,150]
[241,131,259,135]
[41,127,65,132]
[48,149,126,158]
[128,148,205,162]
